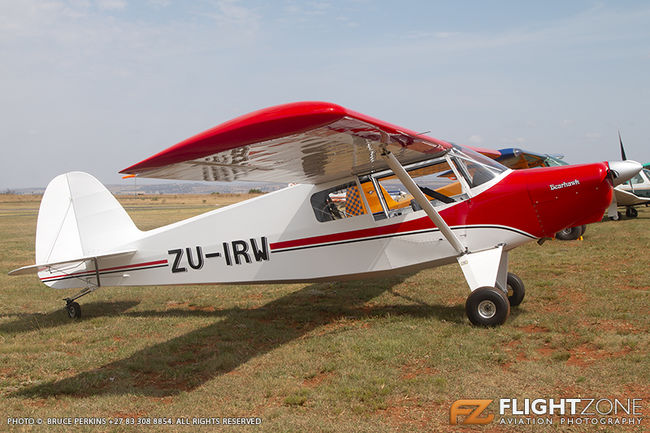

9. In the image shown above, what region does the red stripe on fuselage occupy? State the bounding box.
[270,217,436,251]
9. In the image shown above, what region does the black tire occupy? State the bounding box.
[506,272,525,307]
[66,301,81,319]
[555,226,582,241]
[626,207,638,218]
[465,287,510,326]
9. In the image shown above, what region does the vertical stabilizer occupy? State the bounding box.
[35,172,141,265]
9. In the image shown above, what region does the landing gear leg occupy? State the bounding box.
[626,207,638,218]
[63,287,95,319]
[458,245,515,326]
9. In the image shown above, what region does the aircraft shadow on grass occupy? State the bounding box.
[0,301,141,335]
[0,301,245,336]
[16,276,465,398]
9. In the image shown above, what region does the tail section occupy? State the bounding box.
[35,172,141,265]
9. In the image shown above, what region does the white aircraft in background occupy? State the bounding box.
[609,133,650,218]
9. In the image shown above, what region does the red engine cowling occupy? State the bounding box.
[525,163,612,237]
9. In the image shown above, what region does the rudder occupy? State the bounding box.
[35,172,141,265]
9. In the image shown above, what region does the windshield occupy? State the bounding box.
[544,155,568,166]
[630,172,645,185]
[451,145,508,187]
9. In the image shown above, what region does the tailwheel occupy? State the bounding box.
[506,272,525,307]
[66,301,81,319]
[626,207,638,218]
[465,287,510,327]
[62,287,94,319]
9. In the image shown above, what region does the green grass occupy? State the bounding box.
[0,196,648,432]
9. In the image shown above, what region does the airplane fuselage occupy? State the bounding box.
[39,162,612,289]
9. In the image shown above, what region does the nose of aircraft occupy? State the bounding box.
[525,162,613,237]
[607,160,643,186]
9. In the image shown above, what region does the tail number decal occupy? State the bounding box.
[168,237,269,273]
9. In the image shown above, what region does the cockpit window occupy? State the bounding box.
[641,168,650,183]
[630,172,644,185]
[311,146,509,222]
[310,181,369,222]
[450,145,507,188]
[375,157,461,217]
[544,155,568,167]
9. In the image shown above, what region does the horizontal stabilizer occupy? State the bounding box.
[8,250,136,276]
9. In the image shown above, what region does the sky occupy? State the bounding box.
[1,0,649,189]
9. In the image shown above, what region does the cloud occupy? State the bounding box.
[197,0,260,39]
[404,30,460,40]
[284,1,332,17]
[96,0,127,11]
[147,0,171,7]
[336,15,358,28]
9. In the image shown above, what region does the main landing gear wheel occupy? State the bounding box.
[555,226,582,240]
[465,287,510,327]
[506,272,525,307]
[626,207,638,218]
[66,301,81,319]
[579,225,587,237]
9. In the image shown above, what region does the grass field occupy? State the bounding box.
[0,194,648,432]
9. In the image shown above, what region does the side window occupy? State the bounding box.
[375,159,462,216]
[311,182,369,222]
[630,173,644,185]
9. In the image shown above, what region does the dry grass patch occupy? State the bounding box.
[0,196,648,432]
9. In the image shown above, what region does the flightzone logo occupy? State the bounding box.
[449,400,494,425]
[450,398,644,426]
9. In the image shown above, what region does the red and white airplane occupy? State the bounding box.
[9,102,642,326]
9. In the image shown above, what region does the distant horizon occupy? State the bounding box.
[2,179,287,195]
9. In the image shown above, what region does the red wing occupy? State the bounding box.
[120,101,452,184]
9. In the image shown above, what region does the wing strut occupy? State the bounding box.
[379,147,467,255]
